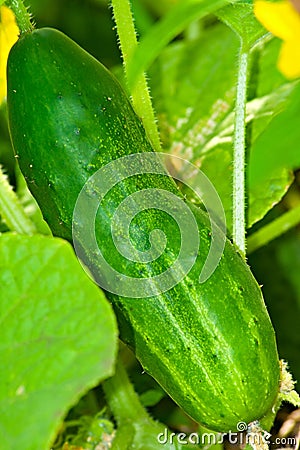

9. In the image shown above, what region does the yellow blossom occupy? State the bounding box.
[254,0,300,79]
[0,6,19,105]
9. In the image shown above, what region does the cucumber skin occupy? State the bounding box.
[7,28,280,432]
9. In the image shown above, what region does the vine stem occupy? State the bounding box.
[102,357,148,424]
[110,0,161,152]
[6,0,33,34]
[247,204,300,254]
[0,166,36,235]
[233,48,249,257]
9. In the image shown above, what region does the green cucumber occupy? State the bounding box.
[7,27,280,432]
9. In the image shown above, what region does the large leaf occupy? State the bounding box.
[248,38,300,227]
[149,22,295,231]
[217,1,266,48]
[0,233,118,450]
[127,0,238,89]
[249,81,300,186]
[149,24,239,161]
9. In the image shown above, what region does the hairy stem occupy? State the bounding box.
[233,48,249,257]
[102,357,148,424]
[6,0,33,34]
[111,0,161,151]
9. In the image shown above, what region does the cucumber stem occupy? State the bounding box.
[0,166,36,235]
[6,0,33,34]
[247,203,300,254]
[233,48,249,258]
[110,0,161,152]
[102,357,148,424]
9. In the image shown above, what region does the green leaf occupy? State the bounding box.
[127,0,238,89]
[283,389,300,407]
[65,412,115,448]
[249,81,300,187]
[248,167,293,229]
[255,38,287,98]
[0,165,37,235]
[246,37,300,226]
[149,24,239,160]
[217,1,266,49]
[0,233,118,450]
[149,23,295,231]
